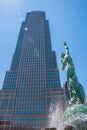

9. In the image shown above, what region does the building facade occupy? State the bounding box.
[0,11,65,130]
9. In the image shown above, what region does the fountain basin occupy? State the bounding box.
[63,104,87,130]
[63,104,87,122]
[63,113,87,130]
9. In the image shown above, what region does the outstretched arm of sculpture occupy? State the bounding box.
[64,42,70,55]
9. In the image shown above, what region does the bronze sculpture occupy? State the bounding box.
[61,42,84,105]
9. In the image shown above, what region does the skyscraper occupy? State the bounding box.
[0,11,65,130]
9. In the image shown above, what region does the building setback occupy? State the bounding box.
[0,11,65,130]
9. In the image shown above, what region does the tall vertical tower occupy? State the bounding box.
[0,11,65,130]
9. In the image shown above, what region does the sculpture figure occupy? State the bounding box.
[61,42,84,105]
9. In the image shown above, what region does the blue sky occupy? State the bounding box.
[0,0,87,96]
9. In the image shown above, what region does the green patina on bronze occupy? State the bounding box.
[61,42,85,105]
[63,103,87,122]
[61,42,87,123]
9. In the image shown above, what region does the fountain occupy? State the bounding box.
[61,42,87,130]
[48,103,63,130]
